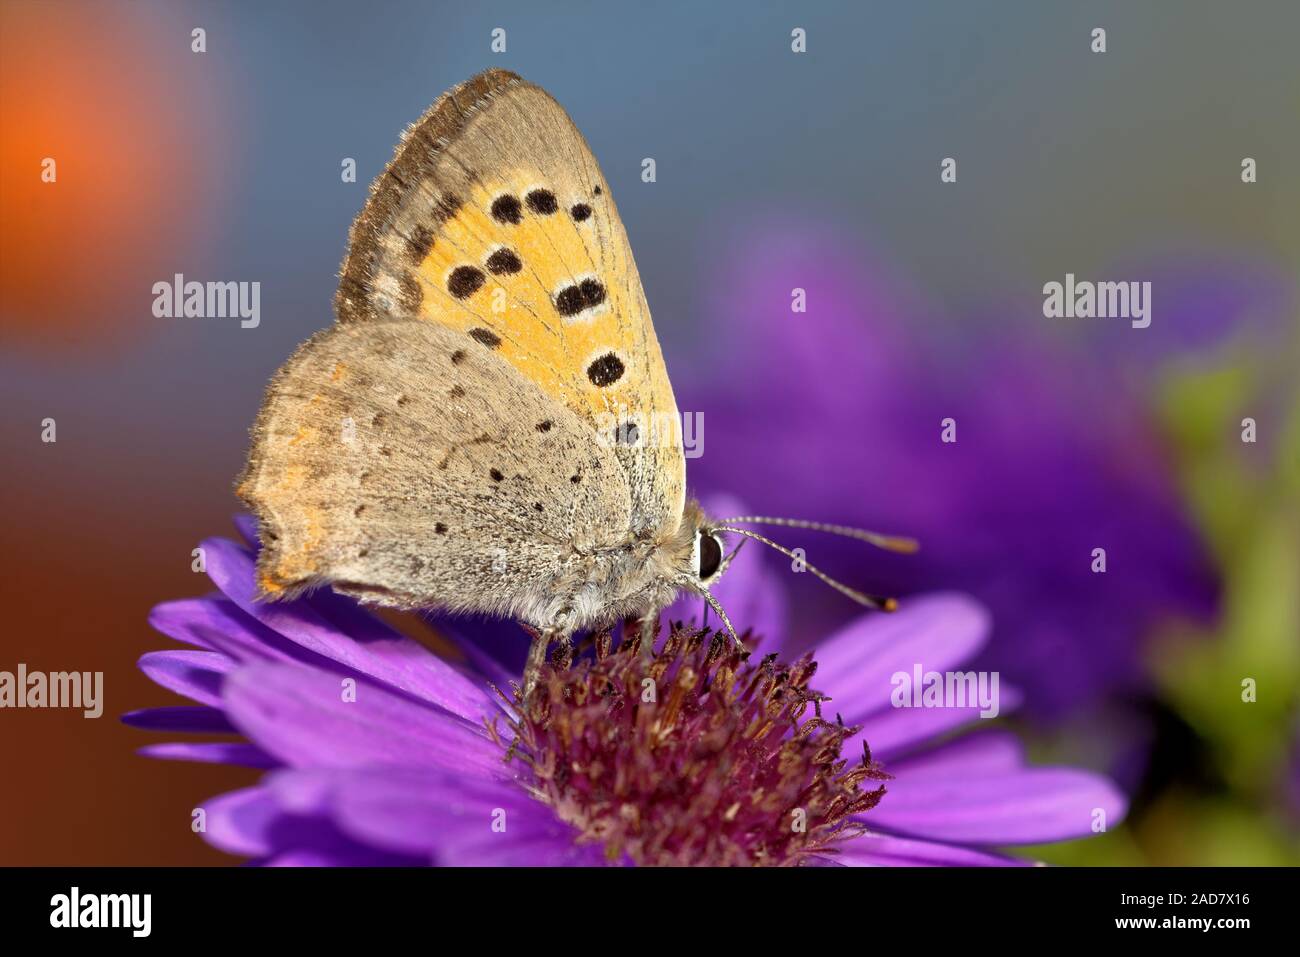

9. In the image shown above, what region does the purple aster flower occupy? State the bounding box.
[126,516,1125,866]
[676,216,1223,718]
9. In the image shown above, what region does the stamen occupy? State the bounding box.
[499,623,891,866]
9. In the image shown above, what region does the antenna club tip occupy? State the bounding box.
[883,598,899,612]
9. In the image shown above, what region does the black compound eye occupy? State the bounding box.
[698,532,723,581]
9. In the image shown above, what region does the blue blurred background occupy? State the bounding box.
[2,0,1297,864]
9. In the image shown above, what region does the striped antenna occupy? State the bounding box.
[714,515,918,554]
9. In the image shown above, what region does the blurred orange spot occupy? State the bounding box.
[0,3,218,352]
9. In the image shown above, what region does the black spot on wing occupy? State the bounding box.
[526,189,558,215]
[587,352,625,387]
[485,248,522,275]
[491,194,522,224]
[615,420,639,446]
[448,265,486,299]
[579,278,606,308]
[555,285,584,317]
[570,203,592,222]
[554,278,606,317]
[468,327,501,348]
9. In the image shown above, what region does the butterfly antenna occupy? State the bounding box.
[716,526,900,612]
[699,588,741,650]
[715,515,918,554]
[715,536,746,578]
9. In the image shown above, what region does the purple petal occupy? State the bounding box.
[429,613,536,678]
[306,586,508,718]
[221,661,510,780]
[232,513,259,548]
[137,650,234,707]
[832,832,1030,866]
[203,537,496,723]
[435,618,518,689]
[444,829,612,866]
[261,847,425,867]
[147,598,222,651]
[200,785,386,861]
[867,732,1128,845]
[266,767,596,865]
[148,597,302,662]
[138,741,278,769]
[851,684,1024,761]
[811,593,991,724]
[882,730,1025,776]
[201,787,283,857]
[120,705,238,733]
[362,801,603,866]
[263,768,337,815]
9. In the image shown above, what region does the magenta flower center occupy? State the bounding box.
[494,625,890,866]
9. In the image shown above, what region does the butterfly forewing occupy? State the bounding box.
[335,68,684,536]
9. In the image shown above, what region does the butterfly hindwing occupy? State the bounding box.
[335,68,684,537]
[237,319,632,616]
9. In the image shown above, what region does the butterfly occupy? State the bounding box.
[237,69,916,694]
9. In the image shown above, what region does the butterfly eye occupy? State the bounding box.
[698,532,723,581]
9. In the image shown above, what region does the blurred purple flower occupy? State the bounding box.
[1087,249,1294,366]
[676,219,1224,718]
[126,518,1125,866]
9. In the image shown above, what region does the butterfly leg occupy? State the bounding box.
[638,609,660,660]
[522,627,570,702]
